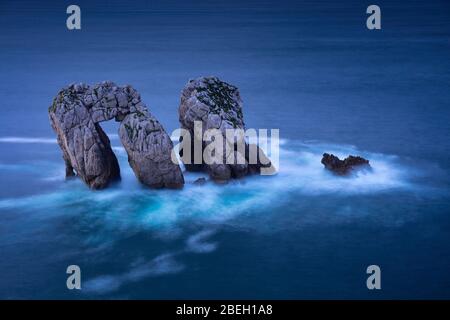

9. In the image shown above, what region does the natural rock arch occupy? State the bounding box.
[49,81,184,189]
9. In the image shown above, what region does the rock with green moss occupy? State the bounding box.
[49,81,184,189]
[179,76,244,132]
[178,76,272,182]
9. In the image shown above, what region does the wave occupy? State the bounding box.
[0,139,421,207]
[0,137,56,144]
[83,229,218,295]
[0,138,442,295]
[0,139,425,233]
[0,134,119,145]
[84,253,184,294]
[186,229,218,253]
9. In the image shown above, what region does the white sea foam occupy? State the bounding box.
[83,253,184,294]
[0,139,435,295]
[0,135,120,144]
[0,134,117,145]
[0,140,418,216]
[186,229,218,253]
[83,232,219,295]
[0,137,56,144]
[0,138,429,248]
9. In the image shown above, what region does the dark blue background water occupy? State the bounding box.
[0,0,449,299]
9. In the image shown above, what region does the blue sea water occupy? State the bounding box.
[0,0,450,299]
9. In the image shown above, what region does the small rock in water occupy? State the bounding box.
[321,153,370,175]
[193,177,207,185]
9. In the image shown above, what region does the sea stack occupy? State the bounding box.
[178,76,274,182]
[49,81,184,189]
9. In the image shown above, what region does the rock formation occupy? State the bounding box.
[193,177,207,185]
[49,81,184,189]
[178,76,274,182]
[321,153,370,175]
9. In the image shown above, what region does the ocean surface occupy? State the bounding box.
[0,0,449,299]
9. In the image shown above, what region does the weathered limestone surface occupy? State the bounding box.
[49,81,184,189]
[119,110,184,188]
[178,76,273,181]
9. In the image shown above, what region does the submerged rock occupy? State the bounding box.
[321,153,370,175]
[245,143,274,175]
[49,81,184,189]
[178,76,275,181]
[193,177,207,185]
